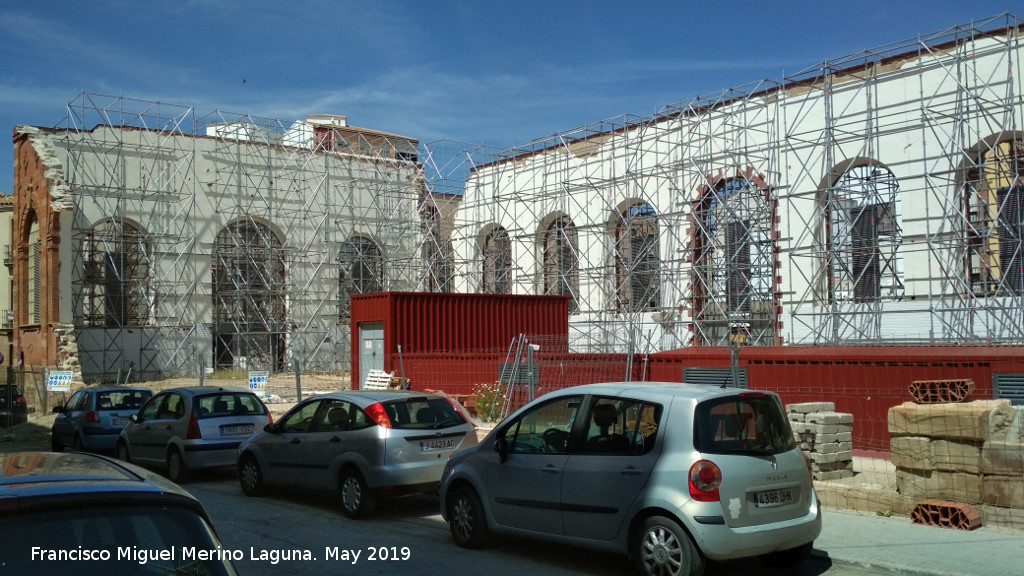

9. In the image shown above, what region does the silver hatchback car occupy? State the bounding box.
[117,386,271,483]
[439,382,821,576]
[237,390,478,518]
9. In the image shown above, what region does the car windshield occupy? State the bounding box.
[693,393,796,456]
[384,398,465,430]
[0,505,238,575]
[194,393,267,419]
[96,390,151,411]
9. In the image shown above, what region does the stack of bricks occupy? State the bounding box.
[787,402,855,481]
[889,393,1024,512]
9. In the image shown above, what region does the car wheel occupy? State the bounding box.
[238,455,264,497]
[338,469,376,519]
[50,435,64,452]
[116,440,131,462]
[633,516,704,576]
[448,485,490,549]
[72,434,84,452]
[758,541,813,569]
[167,448,191,483]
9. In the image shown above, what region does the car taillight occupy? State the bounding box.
[14,396,26,406]
[267,413,274,424]
[443,398,468,423]
[85,411,100,424]
[364,402,392,428]
[689,460,722,502]
[186,412,202,440]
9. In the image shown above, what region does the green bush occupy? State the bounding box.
[473,382,502,422]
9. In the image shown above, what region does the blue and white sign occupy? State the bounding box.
[47,370,75,392]
[248,371,269,397]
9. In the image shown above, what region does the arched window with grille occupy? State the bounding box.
[339,236,383,318]
[826,165,903,303]
[614,203,661,312]
[481,226,512,294]
[692,178,777,345]
[421,203,453,292]
[212,219,287,370]
[964,140,1023,295]
[542,215,578,312]
[82,220,150,327]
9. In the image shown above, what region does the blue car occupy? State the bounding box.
[51,386,153,452]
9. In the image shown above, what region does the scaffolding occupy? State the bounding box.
[433,13,1024,354]
[53,93,425,381]
[34,14,1024,381]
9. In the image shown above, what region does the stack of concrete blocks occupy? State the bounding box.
[787,402,855,481]
[888,398,1024,526]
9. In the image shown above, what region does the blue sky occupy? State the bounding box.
[0,1,1018,194]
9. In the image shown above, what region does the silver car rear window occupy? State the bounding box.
[194,393,267,419]
[383,398,465,430]
[693,393,795,456]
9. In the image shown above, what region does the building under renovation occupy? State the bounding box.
[11,99,457,381]
[8,14,1024,384]
[443,14,1024,354]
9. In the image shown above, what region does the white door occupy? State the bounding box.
[358,323,384,387]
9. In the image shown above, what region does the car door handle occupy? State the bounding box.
[165,425,174,431]
[330,437,341,443]
[290,438,300,445]
[541,464,561,474]
[620,467,644,476]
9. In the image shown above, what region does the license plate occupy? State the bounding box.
[222,424,254,436]
[420,438,458,452]
[754,488,794,508]
[113,417,129,426]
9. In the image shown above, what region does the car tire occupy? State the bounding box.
[238,455,264,497]
[447,485,490,549]
[51,435,64,452]
[167,447,191,483]
[116,440,131,462]
[758,541,813,569]
[633,516,704,576]
[72,434,84,452]
[338,468,376,519]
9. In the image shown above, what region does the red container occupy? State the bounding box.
[350,292,571,385]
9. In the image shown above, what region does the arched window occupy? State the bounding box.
[339,236,383,318]
[27,215,39,325]
[212,219,287,370]
[481,227,512,294]
[542,215,578,312]
[827,165,903,303]
[421,203,453,292]
[692,178,776,346]
[82,221,150,327]
[964,140,1023,295]
[614,203,660,311]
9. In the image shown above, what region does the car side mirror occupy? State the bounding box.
[52,406,65,414]
[493,438,509,463]
[264,422,279,434]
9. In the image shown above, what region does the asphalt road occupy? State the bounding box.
[1,419,889,576]
[187,470,885,576]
